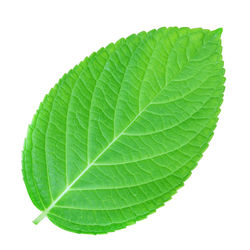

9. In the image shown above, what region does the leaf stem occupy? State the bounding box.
[33,211,48,225]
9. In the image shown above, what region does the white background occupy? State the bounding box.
[0,0,249,249]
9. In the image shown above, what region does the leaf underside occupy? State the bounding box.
[22,27,225,234]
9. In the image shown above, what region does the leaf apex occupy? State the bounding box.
[214,27,223,36]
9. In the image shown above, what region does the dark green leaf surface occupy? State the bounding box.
[22,27,225,234]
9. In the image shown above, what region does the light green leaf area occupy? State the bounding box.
[22,27,225,234]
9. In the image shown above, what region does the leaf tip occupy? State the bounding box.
[214,27,223,36]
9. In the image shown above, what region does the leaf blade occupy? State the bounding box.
[23,27,225,234]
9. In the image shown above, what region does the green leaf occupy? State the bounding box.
[22,27,225,234]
